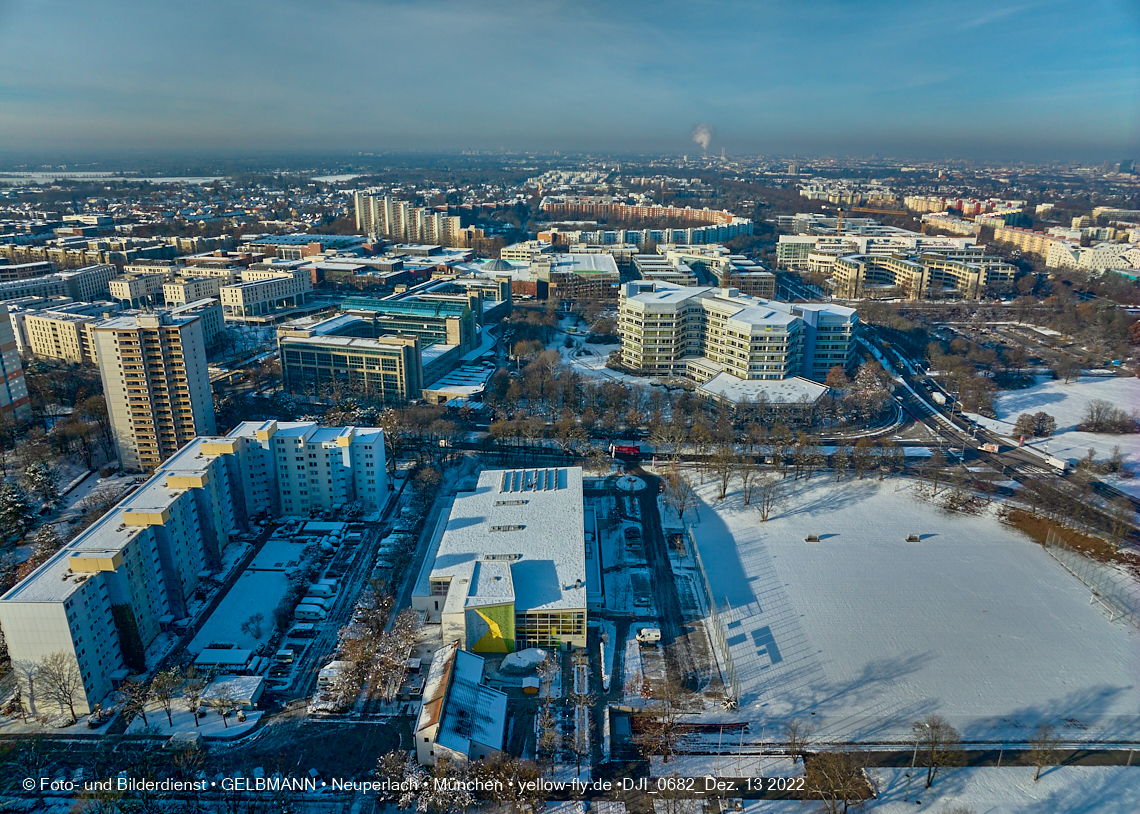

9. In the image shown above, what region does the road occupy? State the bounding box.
[629,469,705,693]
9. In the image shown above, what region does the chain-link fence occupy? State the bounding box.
[1045,529,1140,629]
[688,526,740,705]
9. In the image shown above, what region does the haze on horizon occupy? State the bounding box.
[0,0,1137,163]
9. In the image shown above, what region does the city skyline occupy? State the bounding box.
[0,0,1136,161]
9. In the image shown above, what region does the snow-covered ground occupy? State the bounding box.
[739,766,1140,814]
[688,475,1140,743]
[971,375,1140,496]
[124,698,262,739]
[188,570,288,653]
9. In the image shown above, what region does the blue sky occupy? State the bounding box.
[0,0,1137,160]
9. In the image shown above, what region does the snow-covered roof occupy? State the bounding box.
[414,468,587,614]
[698,373,828,406]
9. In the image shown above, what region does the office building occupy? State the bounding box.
[0,261,55,282]
[109,273,165,309]
[93,311,216,472]
[219,267,312,322]
[163,276,226,306]
[530,253,621,303]
[618,281,856,385]
[0,420,385,715]
[500,240,555,262]
[279,326,424,405]
[0,309,30,421]
[412,467,588,653]
[830,249,1017,299]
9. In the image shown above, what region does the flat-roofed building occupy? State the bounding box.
[831,249,1016,299]
[93,311,216,472]
[219,268,312,321]
[164,276,226,306]
[532,252,621,303]
[412,467,587,653]
[109,272,167,309]
[618,281,856,383]
[0,261,55,282]
[25,310,100,364]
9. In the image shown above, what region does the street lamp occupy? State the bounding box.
[905,722,930,802]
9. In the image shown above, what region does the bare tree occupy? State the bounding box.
[240,611,265,640]
[784,718,815,765]
[711,443,737,500]
[183,673,206,727]
[851,438,875,480]
[804,749,870,814]
[739,458,760,506]
[149,667,183,727]
[833,446,849,481]
[928,449,947,495]
[632,678,690,764]
[662,470,697,521]
[207,684,239,728]
[754,474,786,522]
[1026,722,1062,781]
[37,651,84,724]
[914,714,963,788]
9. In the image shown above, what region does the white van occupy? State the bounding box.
[636,627,661,645]
[307,584,334,598]
[303,596,332,611]
[317,578,339,593]
[294,604,327,622]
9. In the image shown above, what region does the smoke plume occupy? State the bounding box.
[691,123,715,152]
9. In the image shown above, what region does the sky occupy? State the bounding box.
[0,0,1137,162]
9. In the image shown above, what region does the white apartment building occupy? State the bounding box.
[500,240,554,262]
[0,419,387,716]
[618,281,856,384]
[1046,241,1140,272]
[225,420,388,517]
[93,311,216,472]
[354,193,466,247]
[57,264,119,302]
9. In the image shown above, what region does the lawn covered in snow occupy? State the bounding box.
[972,375,1140,495]
[688,475,1140,743]
[740,766,1140,814]
[188,570,289,653]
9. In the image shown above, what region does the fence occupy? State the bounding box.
[687,526,740,705]
[1045,529,1140,629]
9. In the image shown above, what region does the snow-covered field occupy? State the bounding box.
[688,475,1140,743]
[972,375,1140,495]
[739,766,1140,814]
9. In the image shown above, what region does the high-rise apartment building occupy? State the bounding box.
[93,311,216,472]
[354,193,466,247]
[0,420,386,715]
[0,309,30,421]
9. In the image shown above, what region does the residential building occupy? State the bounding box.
[0,419,386,715]
[353,194,467,247]
[0,261,55,282]
[412,467,588,653]
[618,281,856,384]
[225,420,388,517]
[93,311,216,472]
[1045,241,1140,272]
[169,298,224,348]
[24,310,100,364]
[0,309,30,421]
[415,641,507,766]
[540,195,753,235]
[992,226,1073,259]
